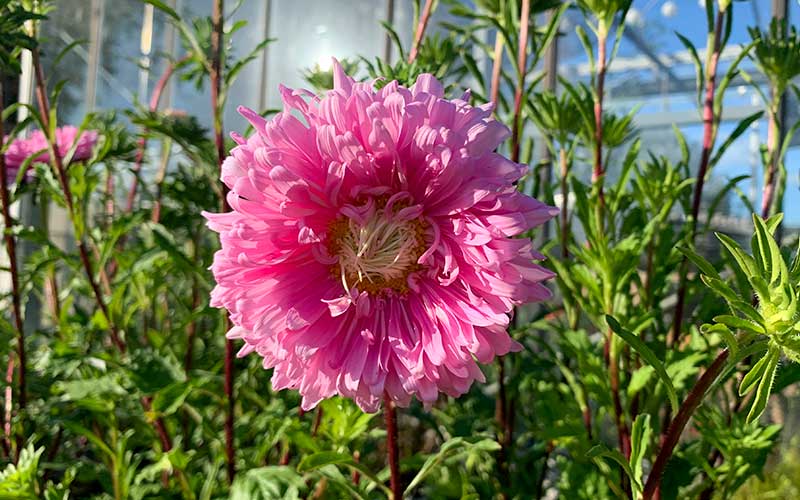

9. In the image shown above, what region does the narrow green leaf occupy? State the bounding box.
[746,346,780,423]
[629,414,652,490]
[679,245,719,280]
[143,0,179,20]
[713,315,766,334]
[297,452,391,497]
[717,233,756,278]
[700,323,739,357]
[587,445,642,493]
[739,351,771,396]
[606,316,679,412]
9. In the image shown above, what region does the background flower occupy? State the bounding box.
[4,126,98,181]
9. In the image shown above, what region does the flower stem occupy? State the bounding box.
[407,0,433,64]
[489,33,504,106]
[760,96,780,219]
[669,8,725,347]
[384,393,402,499]
[0,82,26,419]
[510,0,530,164]
[209,0,236,484]
[592,28,607,216]
[642,348,730,500]
[559,147,569,258]
[125,56,186,214]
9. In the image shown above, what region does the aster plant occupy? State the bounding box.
[2,0,800,499]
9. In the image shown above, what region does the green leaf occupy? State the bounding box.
[230,466,305,500]
[143,0,179,20]
[606,315,679,412]
[587,445,641,493]
[629,414,652,491]
[713,315,766,335]
[297,452,392,497]
[746,345,780,423]
[717,233,757,279]
[700,323,739,357]
[405,437,500,494]
[679,245,719,280]
[739,351,772,396]
[151,382,193,416]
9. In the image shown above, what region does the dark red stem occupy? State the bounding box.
[592,30,607,207]
[384,393,402,499]
[125,57,186,214]
[407,0,433,64]
[642,349,730,500]
[670,9,724,347]
[510,0,530,164]
[0,83,26,416]
[209,0,236,484]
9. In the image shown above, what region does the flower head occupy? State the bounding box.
[4,126,98,181]
[205,60,557,412]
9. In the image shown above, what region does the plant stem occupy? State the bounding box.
[760,96,780,219]
[669,9,724,347]
[559,147,569,258]
[495,358,511,495]
[407,0,433,64]
[0,83,26,416]
[125,57,186,214]
[510,0,530,164]
[592,28,607,211]
[642,348,730,500]
[489,33,504,106]
[384,393,402,499]
[209,0,236,484]
[31,47,125,352]
[2,356,13,459]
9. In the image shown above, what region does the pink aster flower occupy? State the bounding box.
[205,60,558,412]
[4,126,98,181]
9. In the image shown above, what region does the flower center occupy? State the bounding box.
[328,201,427,295]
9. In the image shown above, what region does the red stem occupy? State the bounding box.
[592,31,607,202]
[125,57,185,214]
[407,0,433,64]
[209,0,236,484]
[642,349,730,500]
[0,83,26,417]
[489,33,503,106]
[2,356,13,459]
[510,0,530,164]
[32,48,125,353]
[384,393,402,499]
[670,9,724,347]
[559,147,569,258]
[760,97,779,219]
